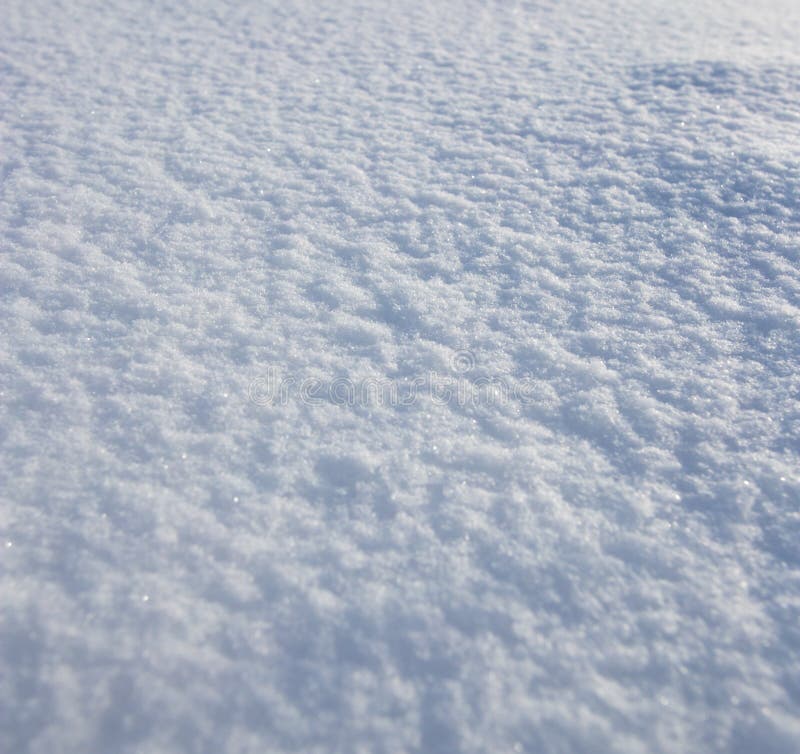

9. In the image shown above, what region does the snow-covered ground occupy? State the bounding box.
[2,1,799,752]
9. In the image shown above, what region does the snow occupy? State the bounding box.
[1,0,799,752]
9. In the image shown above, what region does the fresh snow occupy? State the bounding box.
[1,1,799,752]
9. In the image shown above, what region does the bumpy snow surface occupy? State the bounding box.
[2,0,799,752]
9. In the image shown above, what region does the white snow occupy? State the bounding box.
[1,0,799,752]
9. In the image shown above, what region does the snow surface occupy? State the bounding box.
[1,0,799,752]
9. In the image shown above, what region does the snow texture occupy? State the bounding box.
[1,0,799,752]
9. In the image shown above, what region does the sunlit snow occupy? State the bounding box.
[1,1,799,752]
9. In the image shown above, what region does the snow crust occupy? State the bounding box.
[1,1,799,752]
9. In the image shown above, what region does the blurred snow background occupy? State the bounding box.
[1,0,799,752]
